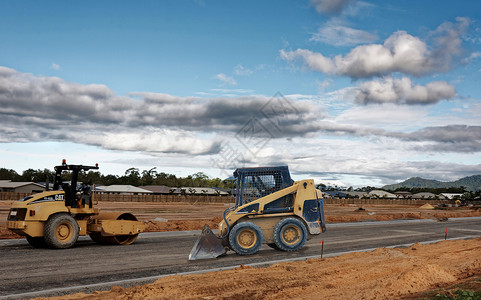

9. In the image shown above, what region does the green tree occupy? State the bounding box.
[0,168,20,181]
[141,167,158,186]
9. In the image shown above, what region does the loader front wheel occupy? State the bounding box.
[229,222,263,255]
[44,213,79,249]
[273,218,307,252]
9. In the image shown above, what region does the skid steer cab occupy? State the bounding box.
[7,160,145,249]
[189,166,326,260]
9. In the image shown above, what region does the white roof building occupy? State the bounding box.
[180,187,229,196]
[368,190,397,199]
[0,181,45,193]
[440,193,464,200]
[95,185,153,195]
[412,192,442,199]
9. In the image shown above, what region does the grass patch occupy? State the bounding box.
[420,277,481,300]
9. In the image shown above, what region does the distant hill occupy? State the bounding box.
[383,175,481,192]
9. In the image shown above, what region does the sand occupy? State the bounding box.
[33,238,481,300]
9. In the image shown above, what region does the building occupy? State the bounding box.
[323,191,348,198]
[345,191,368,198]
[411,192,441,200]
[180,187,229,196]
[394,191,413,199]
[368,190,397,199]
[0,181,45,193]
[440,193,464,200]
[142,185,180,195]
[95,185,153,195]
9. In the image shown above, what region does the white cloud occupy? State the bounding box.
[234,65,253,76]
[51,63,61,70]
[310,21,378,46]
[85,129,220,155]
[214,73,237,85]
[462,51,481,64]
[355,77,456,105]
[281,18,470,79]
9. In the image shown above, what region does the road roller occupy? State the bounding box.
[6,160,145,249]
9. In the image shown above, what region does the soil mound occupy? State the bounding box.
[419,203,435,210]
[34,238,481,300]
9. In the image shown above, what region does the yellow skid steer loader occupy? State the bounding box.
[189,166,326,260]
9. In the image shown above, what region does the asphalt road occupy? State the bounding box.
[1,217,481,299]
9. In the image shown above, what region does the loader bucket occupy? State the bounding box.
[189,225,226,260]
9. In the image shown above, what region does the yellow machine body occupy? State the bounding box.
[218,179,324,243]
[189,166,326,260]
[6,161,145,249]
[7,190,144,241]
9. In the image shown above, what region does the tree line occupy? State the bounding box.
[0,167,235,189]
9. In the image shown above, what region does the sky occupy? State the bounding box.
[0,0,481,187]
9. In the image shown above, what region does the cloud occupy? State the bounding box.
[0,67,330,155]
[355,77,456,105]
[51,63,61,70]
[462,51,481,64]
[1,66,479,164]
[310,0,352,15]
[84,130,221,155]
[234,65,253,76]
[281,18,470,79]
[394,125,481,153]
[214,73,237,85]
[310,21,378,46]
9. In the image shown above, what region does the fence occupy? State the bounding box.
[1,191,449,205]
[0,192,234,203]
[0,192,30,201]
[324,198,447,206]
[93,193,233,203]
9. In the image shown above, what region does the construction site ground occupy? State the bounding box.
[2,200,481,299]
[2,200,480,239]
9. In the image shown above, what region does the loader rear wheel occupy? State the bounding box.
[26,236,47,248]
[273,218,307,252]
[229,222,263,255]
[44,213,79,249]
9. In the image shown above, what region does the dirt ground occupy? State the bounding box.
[2,200,481,239]
[3,200,481,299]
[34,238,481,300]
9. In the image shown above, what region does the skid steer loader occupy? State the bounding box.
[7,160,145,249]
[189,166,326,260]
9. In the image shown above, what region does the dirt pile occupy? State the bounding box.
[419,203,435,210]
[35,238,481,300]
[144,217,222,232]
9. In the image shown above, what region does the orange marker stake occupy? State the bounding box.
[320,240,324,259]
[445,228,447,240]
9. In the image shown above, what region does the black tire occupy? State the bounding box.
[273,218,307,252]
[43,213,79,249]
[89,213,139,245]
[89,232,139,245]
[26,236,47,248]
[228,222,263,255]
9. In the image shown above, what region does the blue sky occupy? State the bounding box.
[1,0,481,187]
